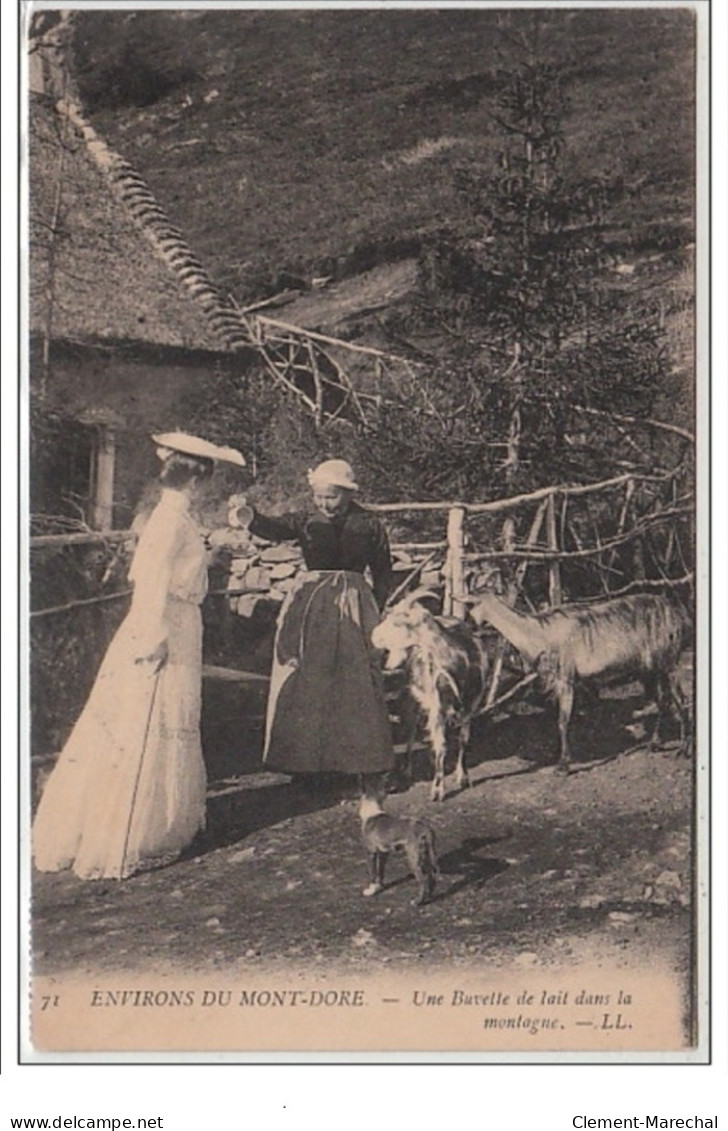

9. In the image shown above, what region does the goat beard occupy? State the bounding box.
[380,649,409,671]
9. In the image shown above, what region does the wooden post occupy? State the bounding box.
[662,475,678,571]
[591,517,611,595]
[633,536,646,581]
[545,492,562,606]
[515,497,549,590]
[444,505,467,619]
[307,340,324,428]
[89,426,116,531]
[611,476,634,588]
[484,514,518,708]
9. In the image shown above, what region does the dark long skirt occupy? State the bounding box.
[263,571,394,774]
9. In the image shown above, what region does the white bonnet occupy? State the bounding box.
[307,459,359,492]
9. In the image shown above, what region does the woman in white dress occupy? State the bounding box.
[32,432,244,880]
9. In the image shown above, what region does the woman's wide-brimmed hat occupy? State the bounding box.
[307,458,359,492]
[152,431,246,467]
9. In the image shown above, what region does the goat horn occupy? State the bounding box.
[394,586,441,607]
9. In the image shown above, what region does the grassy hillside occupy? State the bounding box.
[71,8,695,303]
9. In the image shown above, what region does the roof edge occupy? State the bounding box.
[55,98,252,355]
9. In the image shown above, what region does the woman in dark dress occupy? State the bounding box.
[236,459,395,781]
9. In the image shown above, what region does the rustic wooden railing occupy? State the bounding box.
[29,467,694,620]
[28,464,694,755]
[369,469,693,616]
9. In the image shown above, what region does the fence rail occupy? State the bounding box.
[28,464,694,757]
[29,467,694,620]
[29,529,134,548]
[366,470,682,515]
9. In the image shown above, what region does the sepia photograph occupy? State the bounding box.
[21,0,706,1062]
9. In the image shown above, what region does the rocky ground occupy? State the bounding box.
[32,678,695,1002]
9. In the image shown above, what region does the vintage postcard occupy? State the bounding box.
[20,0,709,1063]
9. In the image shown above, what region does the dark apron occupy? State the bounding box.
[263,571,394,774]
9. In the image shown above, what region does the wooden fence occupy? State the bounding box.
[374,468,692,610]
[371,467,693,715]
[28,464,694,752]
[29,464,694,621]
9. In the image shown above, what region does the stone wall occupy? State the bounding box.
[209,524,446,617]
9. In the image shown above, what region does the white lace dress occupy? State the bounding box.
[32,489,209,880]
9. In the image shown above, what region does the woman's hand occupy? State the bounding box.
[135,640,169,673]
[203,528,232,560]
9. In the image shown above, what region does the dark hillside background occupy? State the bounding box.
[70,8,695,302]
[28,8,697,753]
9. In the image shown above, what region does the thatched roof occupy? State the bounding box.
[28,94,238,354]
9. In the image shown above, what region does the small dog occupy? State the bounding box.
[359,790,439,906]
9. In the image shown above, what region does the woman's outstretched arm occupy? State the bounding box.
[232,497,305,545]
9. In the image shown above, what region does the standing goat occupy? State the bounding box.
[468,588,690,773]
[372,591,489,801]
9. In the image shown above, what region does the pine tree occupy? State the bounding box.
[400,58,670,497]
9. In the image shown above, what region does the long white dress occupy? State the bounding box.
[32,489,209,880]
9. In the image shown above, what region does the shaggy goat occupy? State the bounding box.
[372,591,489,801]
[468,588,690,773]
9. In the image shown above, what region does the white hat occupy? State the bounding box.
[307,458,359,492]
[152,432,246,467]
